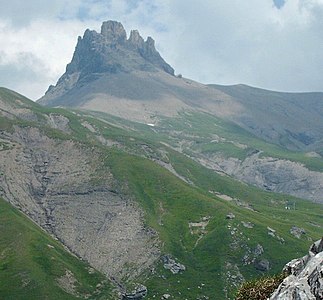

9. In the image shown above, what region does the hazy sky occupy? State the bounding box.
[1,0,323,99]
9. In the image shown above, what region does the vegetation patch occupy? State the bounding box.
[235,273,286,300]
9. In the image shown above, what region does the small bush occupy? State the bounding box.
[235,273,286,300]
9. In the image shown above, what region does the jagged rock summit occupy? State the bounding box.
[38,20,175,110]
[66,20,174,76]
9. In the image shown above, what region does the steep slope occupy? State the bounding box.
[87,110,323,203]
[0,197,115,299]
[157,112,323,203]
[3,87,323,299]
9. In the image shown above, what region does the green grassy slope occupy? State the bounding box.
[50,103,322,298]
[158,111,323,171]
[0,197,115,300]
[87,109,323,172]
[105,150,322,299]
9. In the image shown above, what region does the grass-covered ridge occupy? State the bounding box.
[85,109,323,172]
[157,111,323,172]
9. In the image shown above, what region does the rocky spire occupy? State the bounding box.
[101,20,127,44]
[146,37,156,51]
[128,30,145,48]
[139,36,174,75]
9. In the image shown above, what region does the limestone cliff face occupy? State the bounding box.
[270,238,323,300]
[40,20,174,105]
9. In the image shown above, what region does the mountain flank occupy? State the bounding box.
[2,87,323,299]
[38,20,323,151]
[37,21,246,126]
[36,20,323,203]
[210,84,323,151]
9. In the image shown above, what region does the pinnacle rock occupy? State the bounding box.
[128,30,145,48]
[101,20,127,43]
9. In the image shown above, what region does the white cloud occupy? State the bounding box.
[0,0,323,99]
[152,0,323,92]
[0,18,100,99]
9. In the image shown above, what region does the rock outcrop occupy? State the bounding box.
[162,255,186,274]
[194,150,323,203]
[269,238,323,300]
[122,284,147,300]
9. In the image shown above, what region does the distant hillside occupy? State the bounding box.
[209,84,323,151]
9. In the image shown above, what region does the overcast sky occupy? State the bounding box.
[0,0,323,100]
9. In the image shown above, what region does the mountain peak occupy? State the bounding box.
[40,20,175,102]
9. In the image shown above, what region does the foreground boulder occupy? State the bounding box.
[269,238,323,300]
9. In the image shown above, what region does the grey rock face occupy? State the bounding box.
[122,284,147,300]
[242,244,264,266]
[101,20,127,43]
[128,30,144,48]
[254,244,264,257]
[290,226,306,239]
[39,20,174,105]
[226,212,236,219]
[137,36,175,75]
[198,150,323,203]
[269,238,323,300]
[254,259,270,271]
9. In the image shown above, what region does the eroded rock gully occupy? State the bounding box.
[0,126,159,281]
